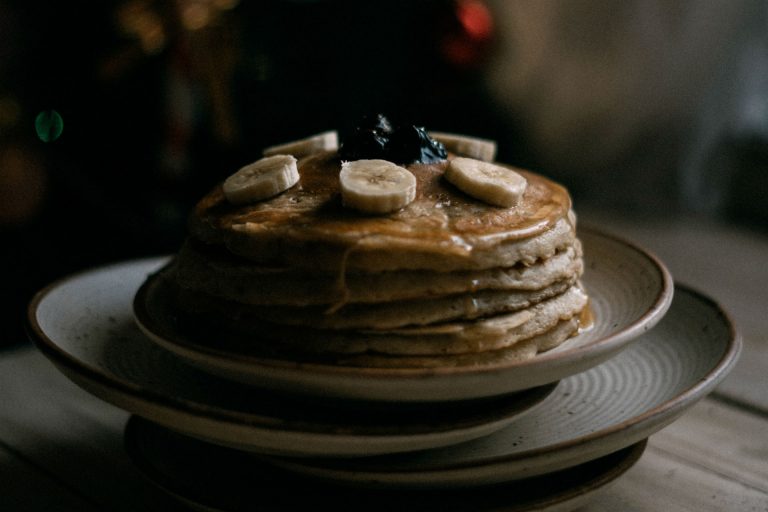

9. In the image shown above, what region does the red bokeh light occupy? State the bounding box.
[441,0,494,69]
[456,0,493,42]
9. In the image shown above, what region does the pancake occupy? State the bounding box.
[146,126,589,369]
[171,240,583,306]
[162,282,588,356]
[188,151,575,272]
[337,317,581,368]
[166,268,577,330]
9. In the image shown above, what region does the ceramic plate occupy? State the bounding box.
[124,415,648,512]
[27,259,556,457]
[267,286,740,487]
[132,229,674,401]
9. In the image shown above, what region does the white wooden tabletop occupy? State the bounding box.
[2,215,767,511]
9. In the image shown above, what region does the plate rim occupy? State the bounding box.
[26,266,740,468]
[26,263,557,433]
[123,414,649,512]
[131,227,675,379]
[24,261,566,455]
[27,228,675,406]
[270,284,741,477]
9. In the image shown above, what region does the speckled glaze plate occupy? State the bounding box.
[267,285,740,488]
[26,258,556,457]
[132,229,674,401]
[124,415,648,512]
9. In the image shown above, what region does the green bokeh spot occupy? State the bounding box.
[35,110,64,142]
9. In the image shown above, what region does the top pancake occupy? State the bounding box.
[188,151,574,272]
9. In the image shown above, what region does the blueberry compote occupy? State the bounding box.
[339,114,447,164]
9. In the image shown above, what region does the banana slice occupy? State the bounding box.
[223,154,299,205]
[339,159,417,214]
[429,132,497,161]
[445,157,527,207]
[263,131,338,158]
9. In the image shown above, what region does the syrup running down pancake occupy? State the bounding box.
[143,122,589,368]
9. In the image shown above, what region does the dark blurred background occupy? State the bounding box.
[2,0,767,345]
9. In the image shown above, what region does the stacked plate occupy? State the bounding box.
[28,230,741,511]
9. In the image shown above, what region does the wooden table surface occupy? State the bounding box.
[2,215,767,511]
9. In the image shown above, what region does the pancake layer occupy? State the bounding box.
[150,150,589,368]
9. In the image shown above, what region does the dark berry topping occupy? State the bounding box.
[339,114,447,164]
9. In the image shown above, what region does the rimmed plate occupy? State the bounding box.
[267,286,740,488]
[125,415,647,512]
[26,258,556,457]
[132,229,674,401]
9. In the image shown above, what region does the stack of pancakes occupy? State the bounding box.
[152,150,588,368]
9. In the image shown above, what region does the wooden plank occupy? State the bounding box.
[3,347,766,510]
[581,213,768,412]
[0,346,169,511]
[583,397,768,511]
[585,444,768,511]
[649,399,768,491]
[0,442,99,512]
